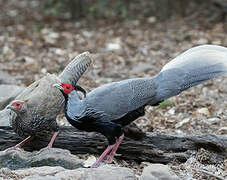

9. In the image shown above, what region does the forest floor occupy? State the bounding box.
[0,0,226,179]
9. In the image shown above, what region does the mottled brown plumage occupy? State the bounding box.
[9,75,63,138]
[6,52,93,150]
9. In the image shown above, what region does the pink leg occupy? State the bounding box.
[106,134,124,163]
[5,136,32,151]
[38,131,59,152]
[91,145,114,168]
[47,131,59,148]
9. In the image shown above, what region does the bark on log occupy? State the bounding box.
[0,126,226,164]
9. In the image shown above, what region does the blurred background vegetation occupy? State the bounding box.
[43,0,227,21]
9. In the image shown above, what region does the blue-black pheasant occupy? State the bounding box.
[54,45,227,168]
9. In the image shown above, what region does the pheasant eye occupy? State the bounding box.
[66,86,70,89]
[16,104,20,106]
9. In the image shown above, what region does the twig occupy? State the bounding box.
[192,168,225,180]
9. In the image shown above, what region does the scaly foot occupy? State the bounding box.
[4,136,32,152]
[106,134,124,163]
[91,145,114,168]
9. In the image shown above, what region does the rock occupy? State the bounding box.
[106,38,121,51]
[140,164,180,180]
[175,118,190,129]
[132,20,140,26]
[0,71,17,84]
[55,48,66,56]
[56,166,136,180]
[0,85,25,110]
[2,166,65,180]
[197,108,210,116]
[0,167,25,180]
[83,155,97,168]
[0,148,83,170]
[218,127,227,134]
[106,43,121,51]
[168,108,175,115]
[0,164,136,180]
[15,56,36,63]
[2,45,15,59]
[195,38,208,45]
[204,117,220,125]
[41,28,59,44]
[147,16,157,24]
[82,30,93,38]
[0,147,136,179]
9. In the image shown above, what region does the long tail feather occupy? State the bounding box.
[155,45,227,101]
[59,52,93,85]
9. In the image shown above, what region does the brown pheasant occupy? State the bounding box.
[6,52,93,151]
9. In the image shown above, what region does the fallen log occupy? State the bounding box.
[0,126,226,164]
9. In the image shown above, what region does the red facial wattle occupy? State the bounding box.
[61,83,74,94]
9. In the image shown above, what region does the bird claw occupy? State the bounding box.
[37,146,51,154]
[4,146,24,152]
[105,158,113,164]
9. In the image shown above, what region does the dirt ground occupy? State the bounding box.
[0,0,226,179]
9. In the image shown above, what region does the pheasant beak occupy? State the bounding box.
[53,83,64,90]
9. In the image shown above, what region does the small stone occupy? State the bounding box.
[132,20,140,26]
[140,164,180,180]
[175,129,183,135]
[30,0,40,7]
[141,162,151,166]
[3,45,9,54]
[175,118,190,128]
[218,127,227,134]
[204,117,220,125]
[41,28,50,35]
[82,30,93,38]
[195,38,208,44]
[83,155,96,167]
[7,10,18,17]
[41,68,47,74]
[55,48,65,55]
[74,22,81,28]
[168,108,175,115]
[24,56,36,63]
[41,28,59,44]
[2,45,15,59]
[106,38,121,51]
[147,16,156,24]
[0,36,5,41]
[197,108,210,116]
[212,40,221,45]
[15,56,36,63]
[48,32,59,39]
[106,43,121,51]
